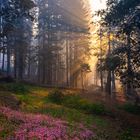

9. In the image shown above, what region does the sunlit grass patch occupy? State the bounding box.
[31,89,49,97]
[16,94,45,112]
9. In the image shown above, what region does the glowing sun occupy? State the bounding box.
[90,0,107,12]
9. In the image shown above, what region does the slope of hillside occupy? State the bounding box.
[0,83,139,140]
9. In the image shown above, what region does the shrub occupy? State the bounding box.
[48,89,64,104]
[63,95,82,109]
[88,103,105,115]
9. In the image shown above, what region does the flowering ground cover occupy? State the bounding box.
[0,107,95,140]
[0,84,108,140]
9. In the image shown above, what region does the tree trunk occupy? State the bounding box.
[66,35,69,87]
[126,33,133,95]
[100,27,103,91]
[2,47,5,72]
[7,46,11,76]
[106,28,112,95]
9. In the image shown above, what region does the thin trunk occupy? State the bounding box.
[42,59,46,84]
[106,71,112,95]
[106,28,112,95]
[28,48,31,79]
[2,48,5,71]
[69,45,72,87]
[7,46,10,75]
[14,48,17,79]
[42,29,46,84]
[81,71,84,90]
[112,71,116,91]
[100,27,103,91]
[126,33,132,95]
[28,61,31,79]
[18,51,23,80]
[66,34,69,87]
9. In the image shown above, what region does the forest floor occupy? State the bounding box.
[0,82,140,140]
[80,88,140,134]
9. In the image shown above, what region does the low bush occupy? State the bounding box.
[48,89,64,104]
[63,95,82,109]
[87,103,105,115]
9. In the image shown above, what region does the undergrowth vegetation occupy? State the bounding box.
[0,83,30,94]
[48,89,105,115]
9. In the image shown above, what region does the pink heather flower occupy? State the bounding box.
[0,107,95,140]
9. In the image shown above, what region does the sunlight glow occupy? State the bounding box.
[90,0,107,21]
[90,0,107,12]
[87,0,107,85]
